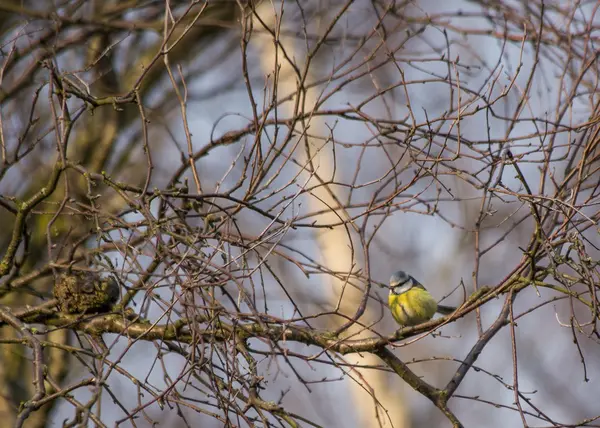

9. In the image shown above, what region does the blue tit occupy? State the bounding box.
[387,270,455,326]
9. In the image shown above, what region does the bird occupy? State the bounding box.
[54,271,120,314]
[387,270,455,326]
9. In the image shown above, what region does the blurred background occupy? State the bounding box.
[0,1,599,427]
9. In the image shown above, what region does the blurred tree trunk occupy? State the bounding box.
[255,4,409,427]
[0,2,239,426]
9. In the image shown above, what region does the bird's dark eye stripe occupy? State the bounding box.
[391,277,410,287]
[392,282,413,295]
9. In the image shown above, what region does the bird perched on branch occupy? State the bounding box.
[54,271,119,314]
[387,270,455,326]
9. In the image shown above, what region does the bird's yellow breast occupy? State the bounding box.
[388,287,438,326]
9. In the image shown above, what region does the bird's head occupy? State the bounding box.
[389,270,417,295]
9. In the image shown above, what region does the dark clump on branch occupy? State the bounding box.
[53,271,120,314]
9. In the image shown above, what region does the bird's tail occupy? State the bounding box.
[437,304,456,315]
